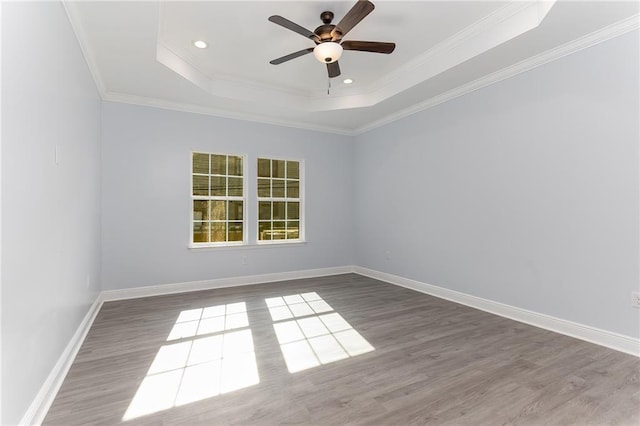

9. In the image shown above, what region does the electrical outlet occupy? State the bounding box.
[632,291,640,308]
[241,255,248,266]
[384,250,391,260]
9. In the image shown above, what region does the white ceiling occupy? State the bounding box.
[64,1,639,135]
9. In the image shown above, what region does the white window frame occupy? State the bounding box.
[256,157,305,245]
[190,151,247,248]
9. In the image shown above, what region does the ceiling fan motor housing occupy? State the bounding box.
[315,11,341,41]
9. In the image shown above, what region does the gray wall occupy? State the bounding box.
[354,31,640,338]
[101,102,354,290]
[1,2,102,424]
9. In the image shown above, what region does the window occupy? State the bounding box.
[191,152,245,246]
[257,158,303,242]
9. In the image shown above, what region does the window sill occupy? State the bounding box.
[189,240,307,251]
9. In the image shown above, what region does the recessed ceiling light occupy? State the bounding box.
[193,40,208,49]
[343,78,353,84]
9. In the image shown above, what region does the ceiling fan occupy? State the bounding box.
[268,0,396,79]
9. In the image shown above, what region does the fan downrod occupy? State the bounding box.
[320,11,334,24]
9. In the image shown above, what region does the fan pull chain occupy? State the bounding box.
[327,78,332,95]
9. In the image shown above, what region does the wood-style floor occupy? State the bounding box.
[45,274,640,425]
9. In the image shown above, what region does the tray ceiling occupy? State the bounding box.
[64,1,639,134]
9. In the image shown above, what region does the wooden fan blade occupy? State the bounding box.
[341,40,395,54]
[270,48,314,65]
[327,61,341,78]
[268,15,320,43]
[331,0,375,40]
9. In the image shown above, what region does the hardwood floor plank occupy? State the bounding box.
[44,274,640,425]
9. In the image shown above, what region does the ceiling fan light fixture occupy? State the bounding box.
[313,42,343,64]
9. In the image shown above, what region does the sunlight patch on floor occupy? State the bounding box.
[122,303,259,421]
[167,302,248,341]
[266,292,374,373]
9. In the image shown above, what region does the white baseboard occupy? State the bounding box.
[353,266,640,357]
[23,265,639,425]
[101,266,354,301]
[20,293,104,426]
[21,265,353,425]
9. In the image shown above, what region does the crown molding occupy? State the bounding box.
[354,14,640,135]
[66,0,638,137]
[363,0,555,107]
[155,2,314,107]
[62,1,106,98]
[105,12,638,139]
[156,43,311,109]
[154,0,556,112]
[102,91,356,136]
